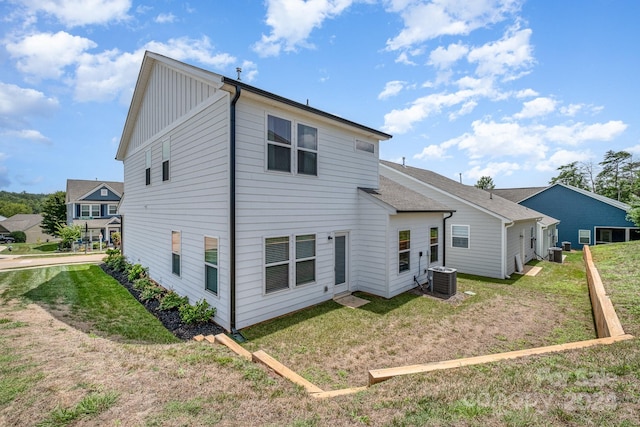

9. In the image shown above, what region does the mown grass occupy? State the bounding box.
[0,242,59,255]
[0,265,179,344]
[36,388,119,427]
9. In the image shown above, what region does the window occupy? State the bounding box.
[297,124,317,175]
[101,189,108,196]
[145,149,151,185]
[430,227,439,263]
[399,230,410,273]
[81,204,100,218]
[267,115,292,172]
[578,229,591,245]
[265,236,290,293]
[172,231,181,276]
[295,234,316,285]
[530,226,535,249]
[452,225,470,248]
[355,139,375,154]
[205,237,218,295]
[108,204,118,215]
[162,139,170,181]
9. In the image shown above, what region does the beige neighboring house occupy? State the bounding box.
[0,214,56,243]
[66,179,123,244]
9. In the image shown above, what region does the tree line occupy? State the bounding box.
[0,191,49,218]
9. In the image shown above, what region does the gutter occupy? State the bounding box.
[229,85,244,341]
[503,221,515,279]
[442,211,454,265]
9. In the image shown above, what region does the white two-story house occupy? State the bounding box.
[116,52,457,331]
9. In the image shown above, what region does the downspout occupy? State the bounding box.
[229,85,242,339]
[442,212,453,266]
[503,221,514,279]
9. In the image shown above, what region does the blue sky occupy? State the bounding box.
[1,0,638,194]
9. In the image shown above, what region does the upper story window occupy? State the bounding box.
[81,204,100,218]
[267,115,292,172]
[355,140,375,154]
[101,189,108,196]
[452,225,470,249]
[162,139,170,181]
[267,115,317,176]
[145,149,151,185]
[108,204,118,215]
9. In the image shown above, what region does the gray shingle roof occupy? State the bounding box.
[360,176,454,213]
[491,187,547,203]
[380,160,544,222]
[1,214,43,232]
[66,179,124,203]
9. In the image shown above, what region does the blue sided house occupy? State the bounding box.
[494,183,640,248]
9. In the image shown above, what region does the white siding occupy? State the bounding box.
[381,167,506,279]
[232,98,382,328]
[355,194,390,297]
[127,63,220,156]
[121,92,231,329]
[505,220,537,276]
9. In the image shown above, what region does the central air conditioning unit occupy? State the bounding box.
[428,266,457,297]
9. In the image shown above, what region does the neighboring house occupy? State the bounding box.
[116,51,472,331]
[0,214,56,243]
[493,184,640,248]
[379,161,558,279]
[66,179,123,244]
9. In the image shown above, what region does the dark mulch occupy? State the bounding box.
[101,264,225,341]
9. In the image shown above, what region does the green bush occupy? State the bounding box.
[159,291,189,311]
[9,231,26,243]
[140,285,165,302]
[104,249,128,272]
[179,299,216,324]
[133,277,154,291]
[127,263,147,282]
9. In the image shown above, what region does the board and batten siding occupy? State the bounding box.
[120,92,232,330]
[380,167,506,279]
[388,213,444,297]
[231,97,382,328]
[127,62,221,155]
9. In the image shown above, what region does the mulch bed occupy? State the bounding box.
[101,264,225,340]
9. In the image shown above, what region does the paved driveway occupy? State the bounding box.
[0,250,105,270]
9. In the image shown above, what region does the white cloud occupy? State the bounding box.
[21,0,132,27]
[625,144,640,155]
[515,88,538,98]
[385,0,521,51]
[428,42,469,69]
[513,97,556,119]
[464,161,521,181]
[536,149,592,172]
[395,52,417,65]
[1,129,51,144]
[155,13,176,23]
[378,80,406,100]
[413,144,450,160]
[5,31,96,80]
[448,99,477,120]
[467,26,534,78]
[0,83,59,127]
[239,60,259,82]
[253,0,354,57]
[544,121,627,145]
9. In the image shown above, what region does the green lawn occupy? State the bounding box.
[0,265,178,344]
[0,242,60,255]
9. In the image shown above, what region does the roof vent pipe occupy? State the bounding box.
[402,156,406,167]
[236,67,242,81]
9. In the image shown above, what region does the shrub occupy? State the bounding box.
[9,231,26,243]
[104,249,128,272]
[140,285,165,302]
[159,291,189,311]
[179,299,216,324]
[127,263,147,282]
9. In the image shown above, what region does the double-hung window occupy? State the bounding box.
[430,227,439,263]
[108,204,118,215]
[295,234,316,286]
[204,237,218,295]
[81,204,100,218]
[171,231,181,276]
[145,149,151,185]
[297,124,317,175]
[265,236,290,293]
[452,225,470,249]
[578,229,591,245]
[267,115,292,172]
[399,230,410,273]
[162,139,170,181]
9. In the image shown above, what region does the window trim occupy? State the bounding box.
[266,114,292,173]
[429,226,439,263]
[265,113,319,177]
[264,236,291,294]
[264,233,318,294]
[108,204,118,215]
[295,234,316,286]
[355,139,375,154]
[162,139,170,182]
[171,230,181,277]
[80,204,100,218]
[296,122,318,176]
[578,229,591,245]
[101,189,108,196]
[398,229,410,274]
[204,236,219,296]
[451,224,470,249]
[145,149,152,186]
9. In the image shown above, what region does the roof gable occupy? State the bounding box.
[1,214,43,232]
[523,183,631,212]
[359,176,454,213]
[66,180,123,203]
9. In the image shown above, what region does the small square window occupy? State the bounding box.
[101,189,108,196]
[578,229,591,245]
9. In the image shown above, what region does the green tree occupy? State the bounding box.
[549,162,589,190]
[57,224,81,249]
[0,201,32,218]
[626,195,640,227]
[40,191,67,236]
[595,150,638,202]
[474,176,495,190]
